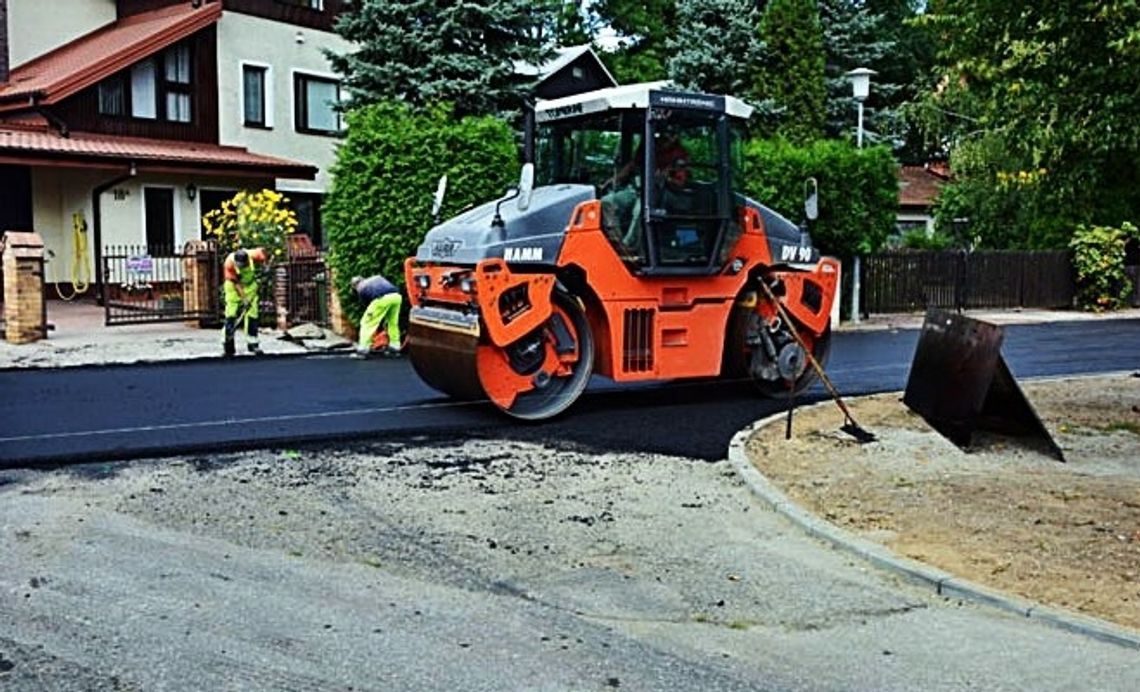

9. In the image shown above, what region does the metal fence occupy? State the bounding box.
[275,250,329,327]
[102,243,330,328]
[102,244,212,325]
[862,250,1075,315]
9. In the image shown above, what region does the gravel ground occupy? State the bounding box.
[3,428,1140,691]
[746,373,1140,630]
[4,305,1140,689]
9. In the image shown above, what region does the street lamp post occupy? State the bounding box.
[846,67,876,149]
[845,67,875,324]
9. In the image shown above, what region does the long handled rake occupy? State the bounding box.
[757,279,876,444]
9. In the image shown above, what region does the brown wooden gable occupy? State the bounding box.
[119,0,347,31]
[52,27,219,143]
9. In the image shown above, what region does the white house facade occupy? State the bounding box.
[0,0,349,297]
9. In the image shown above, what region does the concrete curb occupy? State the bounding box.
[728,406,1140,650]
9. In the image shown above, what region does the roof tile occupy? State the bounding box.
[0,2,221,108]
[0,125,316,179]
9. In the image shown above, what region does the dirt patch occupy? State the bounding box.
[746,373,1140,630]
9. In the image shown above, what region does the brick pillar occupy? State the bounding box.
[2,231,46,344]
[181,240,216,328]
[326,266,357,340]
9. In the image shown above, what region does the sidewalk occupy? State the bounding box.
[2,297,1138,370]
[0,298,350,369]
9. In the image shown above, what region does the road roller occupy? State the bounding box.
[405,83,839,420]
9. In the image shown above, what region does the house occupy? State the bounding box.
[518,44,617,101]
[517,44,617,162]
[896,163,950,237]
[0,0,350,296]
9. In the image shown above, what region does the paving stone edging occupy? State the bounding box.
[728,406,1140,650]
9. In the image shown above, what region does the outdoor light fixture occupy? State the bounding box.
[185,183,198,202]
[845,67,876,325]
[845,67,877,149]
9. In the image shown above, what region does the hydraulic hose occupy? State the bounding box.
[54,211,91,301]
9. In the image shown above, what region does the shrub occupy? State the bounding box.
[739,138,897,259]
[898,226,954,250]
[202,189,298,260]
[202,189,299,295]
[323,101,517,323]
[1069,222,1139,312]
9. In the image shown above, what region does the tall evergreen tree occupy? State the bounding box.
[329,0,555,117]
[550,0,598,46]
[818,1,898,143]
[759,0,827,143]
[593,0,678,83]
[666,0,765,98]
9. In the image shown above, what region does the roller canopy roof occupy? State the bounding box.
[534,82,755,123]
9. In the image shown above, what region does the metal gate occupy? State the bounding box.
[102,242,329,327]
[102,243,218,325]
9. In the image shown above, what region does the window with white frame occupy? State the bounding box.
[294,73,341,135]
[243,64,271,128]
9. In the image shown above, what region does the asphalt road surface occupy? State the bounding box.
[1,320,1139,690]
[2,320,1139,466]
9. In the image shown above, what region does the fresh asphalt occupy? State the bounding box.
[2,319,1139,691]
[3,320,1139,467]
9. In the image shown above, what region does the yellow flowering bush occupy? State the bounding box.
[1069,222,1139,312]
[202,189,299,265]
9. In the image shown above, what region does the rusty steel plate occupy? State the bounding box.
[903,308,1063,461]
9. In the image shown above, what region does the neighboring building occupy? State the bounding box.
[0,0,350,295]
[896,163,950,238]
[517,45,617,162]
[518,44,617,101]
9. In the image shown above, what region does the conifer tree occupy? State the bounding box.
[758,0,827,143]
[666,0,765,98]
[329,0,555,117]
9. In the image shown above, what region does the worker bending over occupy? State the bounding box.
[222,247,267,357]
[352,274,403,358]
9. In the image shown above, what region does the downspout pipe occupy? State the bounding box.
[0,0,9,85]
[93,163,137,305]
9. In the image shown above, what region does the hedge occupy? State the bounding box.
[740,138,897,259]
[323,101,518,323]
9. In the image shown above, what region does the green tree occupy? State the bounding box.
[549,0,597,46]
[758,0,828,143]
[322,102,518,321]
[593,0,678,83]
[916,1,1140,248]
[329,0,554,117]
[1069,222,1140,312]
[866,0,938,162]
[741,139,898,258]
[666,0,765,98]
[818,1,898,143]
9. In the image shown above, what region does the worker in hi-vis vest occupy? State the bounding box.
[222,247,267,357]
[351,274,404,358]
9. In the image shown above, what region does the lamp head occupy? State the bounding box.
[846,67,877,101]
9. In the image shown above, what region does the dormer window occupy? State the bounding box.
[98,42,194,123]
[98,78,127,116]
[164,44,192,123]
